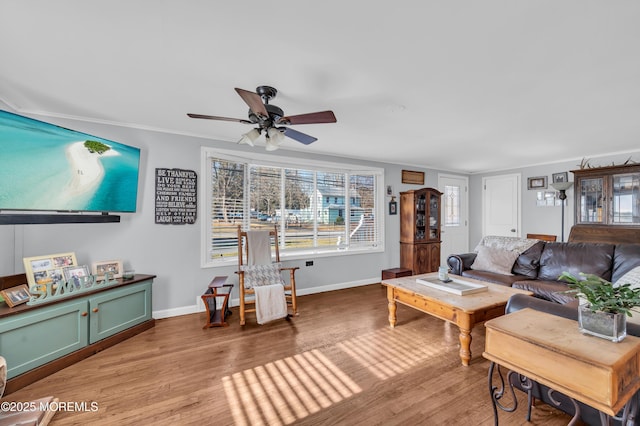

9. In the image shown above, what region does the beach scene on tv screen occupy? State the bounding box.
[0,110,141,212]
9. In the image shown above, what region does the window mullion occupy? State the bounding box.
[344,172,351,247]
[279,168,286,249]
[313,172,318,248]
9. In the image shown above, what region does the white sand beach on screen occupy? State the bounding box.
[63,141,117,197]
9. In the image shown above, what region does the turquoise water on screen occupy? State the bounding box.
[0,110,140,212]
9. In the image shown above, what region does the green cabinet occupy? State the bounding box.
[89,281,152,344]
[0,278,153,380]
[0,299,88,378]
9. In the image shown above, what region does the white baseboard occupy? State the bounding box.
[152,276,378,320]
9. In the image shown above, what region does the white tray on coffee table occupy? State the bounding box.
[416,276,488,296]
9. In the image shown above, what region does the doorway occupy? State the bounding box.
[438,174,469,265]
[482,174,521,238]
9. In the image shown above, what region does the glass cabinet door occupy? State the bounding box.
[415,193,426,240]
[429,193,439,239]
[579,177,604,223]
[612,173,640,224]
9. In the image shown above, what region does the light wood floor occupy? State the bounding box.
[4,284,575,425]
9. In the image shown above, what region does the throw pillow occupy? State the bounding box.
[241,263,284,288]
[614,266,640,289]
[471,245,520,276]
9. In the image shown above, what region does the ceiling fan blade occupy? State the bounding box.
[278,110,336,125]
[234,88,268,117]
[187,113,252,124]
[282,127,318,145]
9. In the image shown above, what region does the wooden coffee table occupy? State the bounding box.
[382,272,532,366]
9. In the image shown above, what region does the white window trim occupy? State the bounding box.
[200,147,385,268]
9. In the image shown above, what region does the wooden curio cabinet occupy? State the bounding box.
[572,164,640,226]
[399,187,443,274]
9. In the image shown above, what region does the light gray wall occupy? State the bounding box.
[0,109,444,315]
[5,105,638,315]
[468,151,640,248]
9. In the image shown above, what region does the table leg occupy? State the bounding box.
[458,326,472,366]
[386,286,397,328]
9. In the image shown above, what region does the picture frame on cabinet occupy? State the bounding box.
[23,252,77,288]
[92,259,123,280]
[63,265,91,288]
[1,284,31,307]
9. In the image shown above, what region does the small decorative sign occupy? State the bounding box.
[155,168,197,224]
[27,273,118,306]
[401,170,425,185]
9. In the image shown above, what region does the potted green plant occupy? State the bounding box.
[560,272,640,342]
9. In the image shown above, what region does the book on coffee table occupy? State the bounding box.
[416,277,488,295]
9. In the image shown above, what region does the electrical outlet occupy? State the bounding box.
[306,260,314,267]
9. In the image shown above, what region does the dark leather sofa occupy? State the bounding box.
[449,230,640,424]
[447,241,640,305]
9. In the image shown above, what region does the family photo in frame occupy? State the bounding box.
[1,284,31,307]
[23,252,78,288]
[63,265,91,289]
[92,260,123,280]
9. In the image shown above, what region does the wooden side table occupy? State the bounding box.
[202,276,233,328]
[381,267,412,280]
[484,308,640,425]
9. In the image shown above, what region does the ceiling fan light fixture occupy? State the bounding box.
[267,127,284,144]
[238,128,260,146]
[265,137,280,151]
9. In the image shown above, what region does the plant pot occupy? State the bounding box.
[578,304,627,342]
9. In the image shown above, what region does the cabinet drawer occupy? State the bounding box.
[89,280,152,343]
[0,299,88,379]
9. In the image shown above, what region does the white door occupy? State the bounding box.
[438,174,469,265]
[482,174,521,237]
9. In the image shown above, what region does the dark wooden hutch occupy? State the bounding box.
[569,163,640,243]
[399,187,443,274]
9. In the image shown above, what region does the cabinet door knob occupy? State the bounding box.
[81,312,88,317]
[92,308,99,313]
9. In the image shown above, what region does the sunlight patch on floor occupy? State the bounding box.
[337,326,448,379]
[222,349,362,425]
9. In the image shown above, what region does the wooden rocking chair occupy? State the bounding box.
[237,225,298,325]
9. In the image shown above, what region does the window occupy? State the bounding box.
[201,148,384,266]
[444,185,460,226]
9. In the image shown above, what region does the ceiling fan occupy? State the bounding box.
[187,86,337,151]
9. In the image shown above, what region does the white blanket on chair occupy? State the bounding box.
[247,230,272,265]
[253,284,287,324]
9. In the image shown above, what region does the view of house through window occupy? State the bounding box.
[202,149,384,266]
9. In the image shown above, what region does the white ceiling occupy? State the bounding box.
[1,1,639,173]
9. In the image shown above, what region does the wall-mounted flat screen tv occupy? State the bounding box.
[0,110,141,213]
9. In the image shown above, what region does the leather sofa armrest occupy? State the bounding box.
[505,294,578,321]
[447,253,477,275]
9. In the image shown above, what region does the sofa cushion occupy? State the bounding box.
[461,269,531,286]
[537,242,614,282]
[512,279,575,304]
[612,244,640,284]
[512,241,544,278]
[470,245,520,276]
[614,265,640,289]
